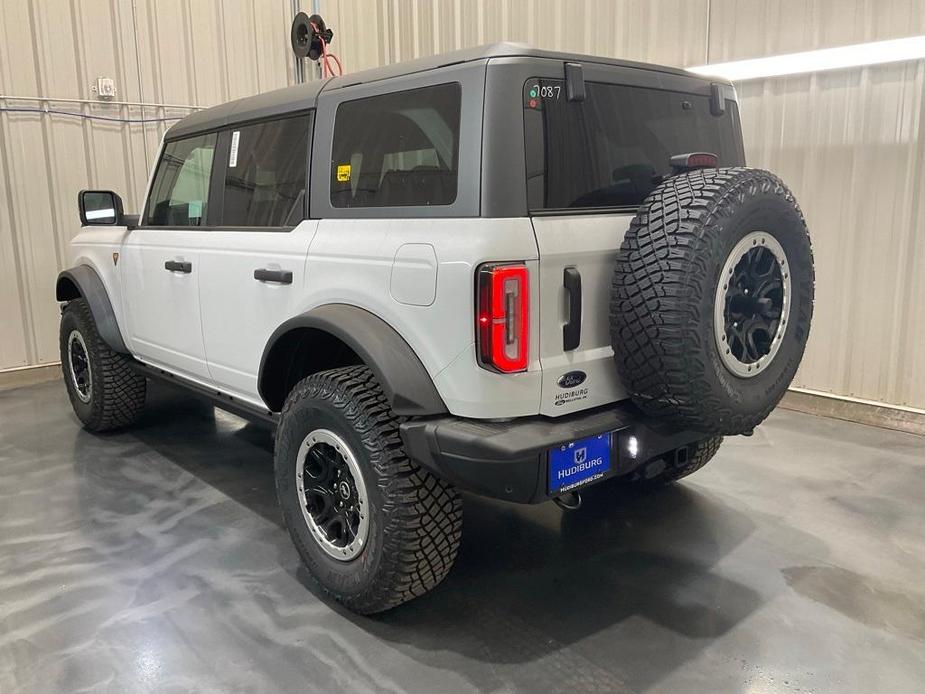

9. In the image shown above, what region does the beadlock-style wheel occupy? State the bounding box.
[275,366,463,613]
[713,231,791,378]
[295,428,370,561]
[609,167,815,435]
[59,298,147,432]
[67,329,93,403]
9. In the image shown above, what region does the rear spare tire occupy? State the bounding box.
[610,168,814,436]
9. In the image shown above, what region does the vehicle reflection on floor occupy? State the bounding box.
[1,380,923,693]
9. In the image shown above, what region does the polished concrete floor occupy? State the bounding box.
[1,380,924,694]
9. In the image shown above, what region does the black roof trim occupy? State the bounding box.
[166,79,330,140]
[166,42,724,141]
[322,41,703,89]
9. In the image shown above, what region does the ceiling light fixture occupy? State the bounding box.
[687,35,925,82]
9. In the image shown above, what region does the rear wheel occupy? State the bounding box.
[59,298,146,432]
[275,366,462,614]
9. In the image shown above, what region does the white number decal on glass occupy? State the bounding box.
[539,85,561,99]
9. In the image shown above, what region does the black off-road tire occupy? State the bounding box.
[620,436,723,488]
[275,366,463,614]
[59,298,146,432]
[610,168,814,436]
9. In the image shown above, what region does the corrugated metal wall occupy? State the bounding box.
[713,0,925,410]
[0,0,301,371]
[2,0,924,410]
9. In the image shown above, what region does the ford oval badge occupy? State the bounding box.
[557,370,587,389]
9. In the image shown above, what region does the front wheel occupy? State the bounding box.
[59,298,146,432]
[274,366,462,614]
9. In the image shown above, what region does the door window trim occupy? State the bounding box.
[328,82,462,210]
[140,110,314,232]
[310,62,484,220]
[141,131,219,229]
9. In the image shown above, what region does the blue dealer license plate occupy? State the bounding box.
[548,433,612,495]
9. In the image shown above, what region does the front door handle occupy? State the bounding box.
[165,260,192,273]
[563,266,582,351]
[254,268,293,284]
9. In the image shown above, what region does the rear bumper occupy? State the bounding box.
[400,401,704,504]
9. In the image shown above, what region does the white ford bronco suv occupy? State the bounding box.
[57,44,814,613]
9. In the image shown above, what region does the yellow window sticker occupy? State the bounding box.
[336,164,351,182]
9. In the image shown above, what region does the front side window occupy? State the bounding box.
[330,83,461,208]
[145,133,216,226]
[221,115,310,227]
[524,79,745,211]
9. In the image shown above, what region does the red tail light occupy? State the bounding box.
[477,263,529,373]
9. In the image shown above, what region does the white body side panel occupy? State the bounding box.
[306,217,542,419]
[67,213,636,420]
[531,214,632,415]
[120,230,208,380]
[68,227,132,339]
[196,222,319,404]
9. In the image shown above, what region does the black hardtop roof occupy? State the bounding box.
[166,42,716,140]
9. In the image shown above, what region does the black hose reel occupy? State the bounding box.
[291,12,333,61]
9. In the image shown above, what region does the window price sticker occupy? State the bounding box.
[229,131,241,168]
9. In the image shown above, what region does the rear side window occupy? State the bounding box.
[221,115,310,227]
[145,133,216,226]
[524,79,745,211]
[330,83,461,208]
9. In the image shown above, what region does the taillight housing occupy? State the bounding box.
[476,263,529,373]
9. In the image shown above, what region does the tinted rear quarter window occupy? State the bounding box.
[330,83,461,208]
[524,79,745,211]
[221,115,310,227]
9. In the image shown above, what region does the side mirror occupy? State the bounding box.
[78,190,124,226]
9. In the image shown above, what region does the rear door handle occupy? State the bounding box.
[254,268,293,284]
[563,266,582,351]
[165,260,192,273]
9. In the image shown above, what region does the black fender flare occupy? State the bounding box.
[258,304,447,416]
[55,265,129,354]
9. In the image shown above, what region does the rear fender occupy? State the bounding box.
[259,304,447,416]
